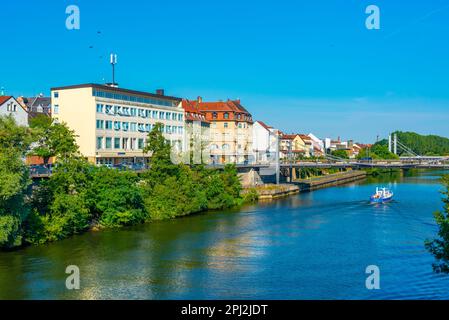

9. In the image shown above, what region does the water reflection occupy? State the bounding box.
[0,169,448,299]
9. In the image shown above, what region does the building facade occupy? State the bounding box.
[195,98,253,164]
[182,99,210,164]
[0,96,28,126]
[17,95,51,122]
[252,121,279,163]
[50,84,184,165]
[280,134,308,159]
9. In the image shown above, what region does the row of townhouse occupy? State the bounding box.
[49,83,254,166]
[0,94,51,126]
[3,82,363,165]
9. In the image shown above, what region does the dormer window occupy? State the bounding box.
[224,112,229,119]
[212,112,218,119]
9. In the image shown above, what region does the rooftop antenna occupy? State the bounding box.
[0,86,4,95]
[109,53,118,87]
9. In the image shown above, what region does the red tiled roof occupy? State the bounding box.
[282,134,299,140]
[256,121,271,131]
[182,99,209,123]
[0,96,13,105]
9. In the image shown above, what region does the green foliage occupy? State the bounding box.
[87,167,146,228]
[357,144,399,160]
[378,131,449,156]
[2,119,246,249]
[425,175,449,273]
[30,121,79,162]
[243,188,259,203]
[0,116,31,249]
[331,149,349,159]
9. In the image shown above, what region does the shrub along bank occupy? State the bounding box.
[0,117,252,250]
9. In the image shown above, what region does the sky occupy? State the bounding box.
[1,0,449,142]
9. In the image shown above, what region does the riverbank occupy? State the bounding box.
[246,184,300,200]
[294,170,367,191]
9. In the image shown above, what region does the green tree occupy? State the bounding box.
[425,175,449,273]
[0,116,32,249]
[331,149,349,159]
[25,157,93,244]
[30,121,79,163]
[86,167,146,227]
[357,144,399,160]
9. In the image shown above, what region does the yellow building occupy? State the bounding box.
[50,84,185,165]
[280,134,308,159]
[195,98,253,164]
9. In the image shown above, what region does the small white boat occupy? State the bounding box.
[370,187,393,203]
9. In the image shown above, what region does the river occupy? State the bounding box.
[1,169,449,300]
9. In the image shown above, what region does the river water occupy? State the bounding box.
[1,170,449,300]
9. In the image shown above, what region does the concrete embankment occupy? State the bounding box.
[250,184,300,200]
[294,170,367,191]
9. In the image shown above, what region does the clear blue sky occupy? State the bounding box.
[1,0,449,142]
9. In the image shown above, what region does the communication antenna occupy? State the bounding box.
[110,53,118,87]
[0,86,4,95]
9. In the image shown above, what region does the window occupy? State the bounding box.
[224,112,229,119]
[130,138,136,150]
[53,92,59,98]
[114,106,122,115]
[166,125,171,134]
[96,104,104,113]
[122,138,128,150]
[122,122,129,131]
[130,108,137,117]
[122,107,130,116]
[105,137,112,149]
[172,113,177,121]
[222,144,230,150]
[114,121,121,130]
[105,105,114,115]
[178,126,183,134]
[160,112,165,120]
[152,111,158,119]
[166,112,171,120]
[105,120,113,130]
[53,105,59,114]
[96,137,103,149]
[96,120,104,129]
[138,138,144,149]
[138,109,145,117]
[145,124,151,132]
[178,114,183,121]
[212,112,217,119]
[130,122,137,132]
[114,138,121,149]
[224,123,228,128]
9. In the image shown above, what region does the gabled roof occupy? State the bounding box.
[0,96,13,106]
[182,99,209,123]
[255,120,272,131]
[196,99,251,115]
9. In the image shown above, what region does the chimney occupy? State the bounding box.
[197,96,202,103]
[156,89,165,96]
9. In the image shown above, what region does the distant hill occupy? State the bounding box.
[377,131,449,156]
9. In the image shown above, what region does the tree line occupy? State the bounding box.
[0,115,255,250]
[378,131,449,156]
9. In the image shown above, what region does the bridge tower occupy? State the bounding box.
[388,134,392,153]
[393,133,397,155]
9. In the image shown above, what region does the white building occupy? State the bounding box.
[252,121,279,163]
[50,84,185,165]
[0,96,28,126]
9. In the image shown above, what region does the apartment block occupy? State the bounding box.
[50,84,184,165]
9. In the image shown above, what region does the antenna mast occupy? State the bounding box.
[110,53,118,87]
